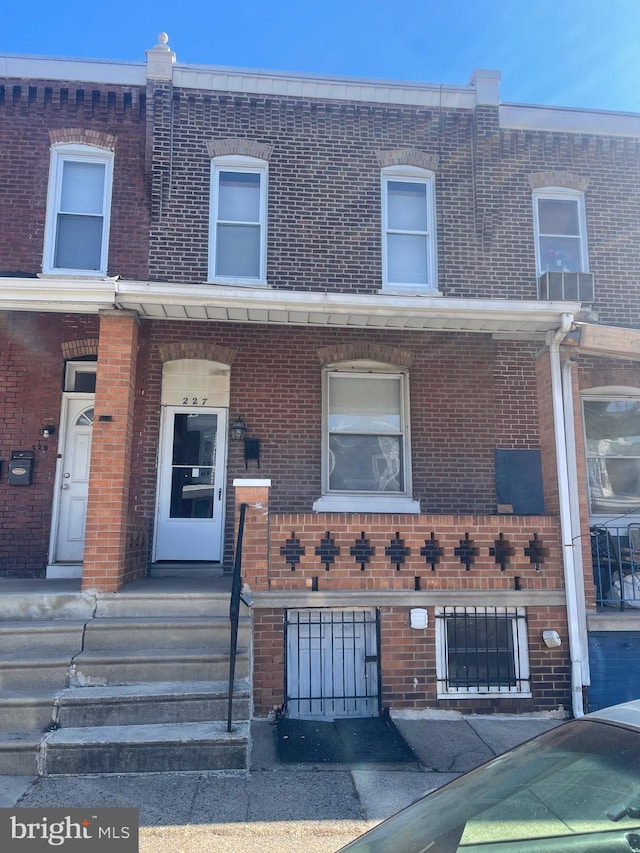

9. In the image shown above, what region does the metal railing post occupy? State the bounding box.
[227,502,247,732]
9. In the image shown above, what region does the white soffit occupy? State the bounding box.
[0,277,579,335]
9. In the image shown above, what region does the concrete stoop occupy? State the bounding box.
[0,589,252,776]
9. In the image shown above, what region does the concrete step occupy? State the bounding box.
[94,591,235,619]
[0,691,56,731]
[82,616,250,651]
[53,681,251,727]
[0,620,86,654]
[0,731,42,775]
[0,656,70,691]
[71,648,250,686]
[41,720,250,774]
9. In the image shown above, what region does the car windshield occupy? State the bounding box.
[340,718,640,852]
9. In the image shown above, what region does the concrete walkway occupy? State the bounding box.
[0,714,563,853]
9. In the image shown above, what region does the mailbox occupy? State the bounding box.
[8,450,34,485]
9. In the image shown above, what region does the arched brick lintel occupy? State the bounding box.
[317,342,415,368]
[157,341,237,366]
[61,338,99,360]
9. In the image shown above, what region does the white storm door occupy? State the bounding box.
[54,398,94,562]
[154,407,227,561]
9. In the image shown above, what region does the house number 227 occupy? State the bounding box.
[182,397,208,406]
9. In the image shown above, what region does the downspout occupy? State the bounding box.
[550,313,585,718]
[562,358,591,692]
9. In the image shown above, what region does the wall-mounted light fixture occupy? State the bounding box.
[230,415,248,441]
[42,425,55,439]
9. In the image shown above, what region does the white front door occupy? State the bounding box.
[52,397,94,563]
[154,406,227,561]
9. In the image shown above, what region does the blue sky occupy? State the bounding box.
[3,0,640,113]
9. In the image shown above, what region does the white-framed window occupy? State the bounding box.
[312,361,420,514]
[381,165,437,291]
[533,188,588,274]
[436,606,531,698]
[43,144,114,275]
[209,155,268,284]
[64,361,97,393]
[583,390,640,516]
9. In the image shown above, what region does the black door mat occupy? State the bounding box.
[276,715,417,763]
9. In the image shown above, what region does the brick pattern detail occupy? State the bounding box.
[61,338,99,359]
[376,148,439,171]
[206,138,273,160]
[316,341,414,367]
[528,171,589,191]
[266,513,561,591]
[82,311,142,591]
[49,128,116,150]
[156,341,236,365]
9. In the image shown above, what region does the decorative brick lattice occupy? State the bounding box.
[350,532,374,570]
[386,532,409,570]
[315,533,339,571]
[280,533,305,570]
[420,532,442,571]
[489,532,515,571]
[454,533,478,571]
[525,533,549,570]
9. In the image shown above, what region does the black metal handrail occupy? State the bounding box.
[227,502,247,732]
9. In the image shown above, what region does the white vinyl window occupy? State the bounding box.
[321,364,412,498]
[209,156,268,283]
[381,165,436,291]
[436,606,531,698]
[583,395,640,516]
[43,144,113,275]
[533,188,588,274]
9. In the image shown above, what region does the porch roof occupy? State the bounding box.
[0,276,580,337]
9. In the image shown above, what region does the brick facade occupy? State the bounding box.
[1,44,639,715]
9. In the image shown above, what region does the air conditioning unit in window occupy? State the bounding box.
[538,271,595,303]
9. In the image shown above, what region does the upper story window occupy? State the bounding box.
[43,144,114,276]
[209,156,268,284]
[533,188,588,274]
[583,391,640,516]
[381,165,436,292]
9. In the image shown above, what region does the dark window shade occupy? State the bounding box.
[495,449,544,514]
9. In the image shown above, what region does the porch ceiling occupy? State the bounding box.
[0,277,580,336]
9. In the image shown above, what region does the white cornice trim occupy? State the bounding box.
[501,103,640,138]
[0,54,145,86]
[173,65,477,108]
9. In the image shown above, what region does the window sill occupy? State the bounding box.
[379,285,442,297]
[312,495,421,514]
[437,690,532,699]
[38,271,111,279]
[207,278,268,288]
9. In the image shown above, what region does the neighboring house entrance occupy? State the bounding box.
[153,406,227,562]
[285,609,380,719]
[49,396,94,569]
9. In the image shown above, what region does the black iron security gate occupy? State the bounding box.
[285,609,380,719]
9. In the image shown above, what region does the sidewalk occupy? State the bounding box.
[0,714,563,853]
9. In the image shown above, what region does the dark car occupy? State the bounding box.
[338,700,640,852]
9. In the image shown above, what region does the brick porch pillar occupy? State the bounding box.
[82,310,139,592]
[233,479,271,591]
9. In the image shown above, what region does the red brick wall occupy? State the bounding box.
[0,312,99,576]
[0,79,148,280]
[132,322,544,565]
[252,604,571,716]
[147,85,640,329]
